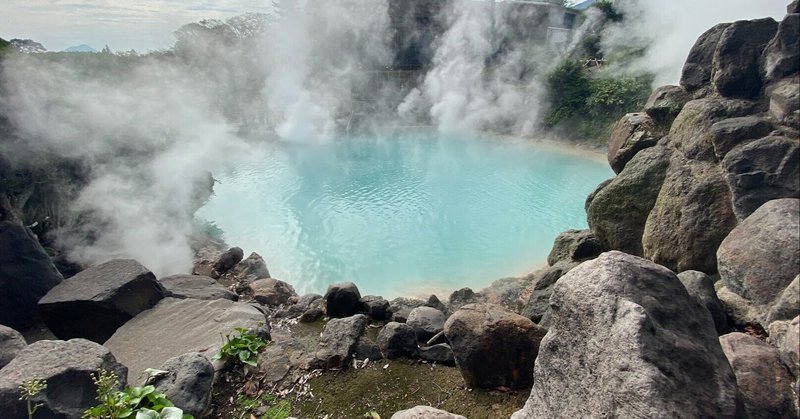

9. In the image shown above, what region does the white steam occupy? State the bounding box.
[604,0,790,86]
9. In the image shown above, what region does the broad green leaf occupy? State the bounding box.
[159,407,185,419]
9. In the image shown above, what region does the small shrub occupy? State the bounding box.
[593,0,624,22]
[83,369,193,419]
[213,327,269,368]
[19,378,47,419]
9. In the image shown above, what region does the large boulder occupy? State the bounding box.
[312,314,367,369]
[159,274,237,301]
[721,135,799,221]
[708,116,775,160]
[247,278,297,307]
[324,282,362,318]
[0,339,128,419]
[225,252,270,282]
[680,23,731,93]
[678,271,729,335]
[512,251,741,419]
[444,303,546,390]
[717,199,800,309]
[390,406,466,419]
[151,352,214,419]
[0,325,26,369]
[587,146,672,256]
[406,306,446,343]
[763,12,800,82]
[38,259,166,343]
[0,221,63,330]
[669,98,760,162]
[104,297,265,382]
[606,113,665,174]
[389,297,426,322]
[418,343,455,366]
[546,229,604,266]
[719,332,798,419]
[643,85,691,128]
[376,322,417,359]
[642,155,737,273]
[712,18,779,98]
[446,288,481,315]
[767,316,800,389]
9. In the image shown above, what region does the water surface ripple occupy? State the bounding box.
[197,135,613,297]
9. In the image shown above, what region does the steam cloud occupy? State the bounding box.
[0,0,791,277]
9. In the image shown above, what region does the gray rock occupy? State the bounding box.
[681,23,731,93]
[0,221,63,330]
[642,154,737,273]
[228,252,270,280]
[418,343,455,366]
[709,116,775,160]
[643,85,691,127]
[248,278,297,307]
[360,295,390,322]
[767,77,800,128]
[274,293,322,319]
[546,229,604,266]
[717,199,800,309]
[38,259,165,343]
[299,305,325,323]
[0,325,26,369]
[678,270,730,334]
[376,322,417,359]
[720,332,798,419]
[312,314,367,369]
[212,247,243,275]
[352,337,382,361]
[722,136,799,221]
[790,1,800,13]
[425,294,448,314]
[324,282,362,318]
[389,297,426,322]
[521,260,579,324]
[587,146,672,256]
[766,275,800,325]
[104,297,265,383]
[716,285,764,329]
[712,18,779,98]
[447,288,481,315]
[159,274,237,301]
[607,113,665,174]
[767,316,799,387]
[763,13,800,82]
[151,352,213,418]
[0,339,127,419]
[670,98,760,162]
[390,406,466,419]
[512,251,742,419]
[444,303,546,390]
[406,306,446,343]
[257,339,310,392]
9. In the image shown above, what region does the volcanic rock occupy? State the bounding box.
[0,325,26,369]
[0,339,127,419]
[444,303,546,390]
[512,251,741,419]
[38,259,165,343]
[0,221,63,330]
[406,306,446,343]
[376,322,417,359]
[324,282,362,318]
[546,229,604,266]
[607,112,665,174]
[159,274,237,301]
[712,18,778,98]
[312,314,367,369]
[643,85,691,127]
[151,352,214,418]
[390,406,466,419]
[248,278,297,307]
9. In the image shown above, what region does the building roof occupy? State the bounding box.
[572,0,597,10]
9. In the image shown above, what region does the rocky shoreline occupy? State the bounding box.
[1,2,800,418]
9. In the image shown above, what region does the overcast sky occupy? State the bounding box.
[0,0,791,52]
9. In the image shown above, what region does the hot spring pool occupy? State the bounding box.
[196,135,612,298]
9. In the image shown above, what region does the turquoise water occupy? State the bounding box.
[196,135,612,298]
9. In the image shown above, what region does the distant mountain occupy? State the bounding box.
[64,44,97,53]
[10,39,47,53]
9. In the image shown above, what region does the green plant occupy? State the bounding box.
[83,369,193,419]
[213,327,268,368]
[593,0,624,22]
[19,378,47,419]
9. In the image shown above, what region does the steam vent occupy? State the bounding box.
[0,1,798,418]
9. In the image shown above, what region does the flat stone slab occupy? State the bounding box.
[159,274,237,301]
[104,298,265,383]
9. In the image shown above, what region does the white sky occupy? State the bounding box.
[0,0,793,52]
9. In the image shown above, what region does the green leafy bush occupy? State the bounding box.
[543,60,592,127]
[593,0,624,22]
[83,369,193,419]
[213,327,269,368]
